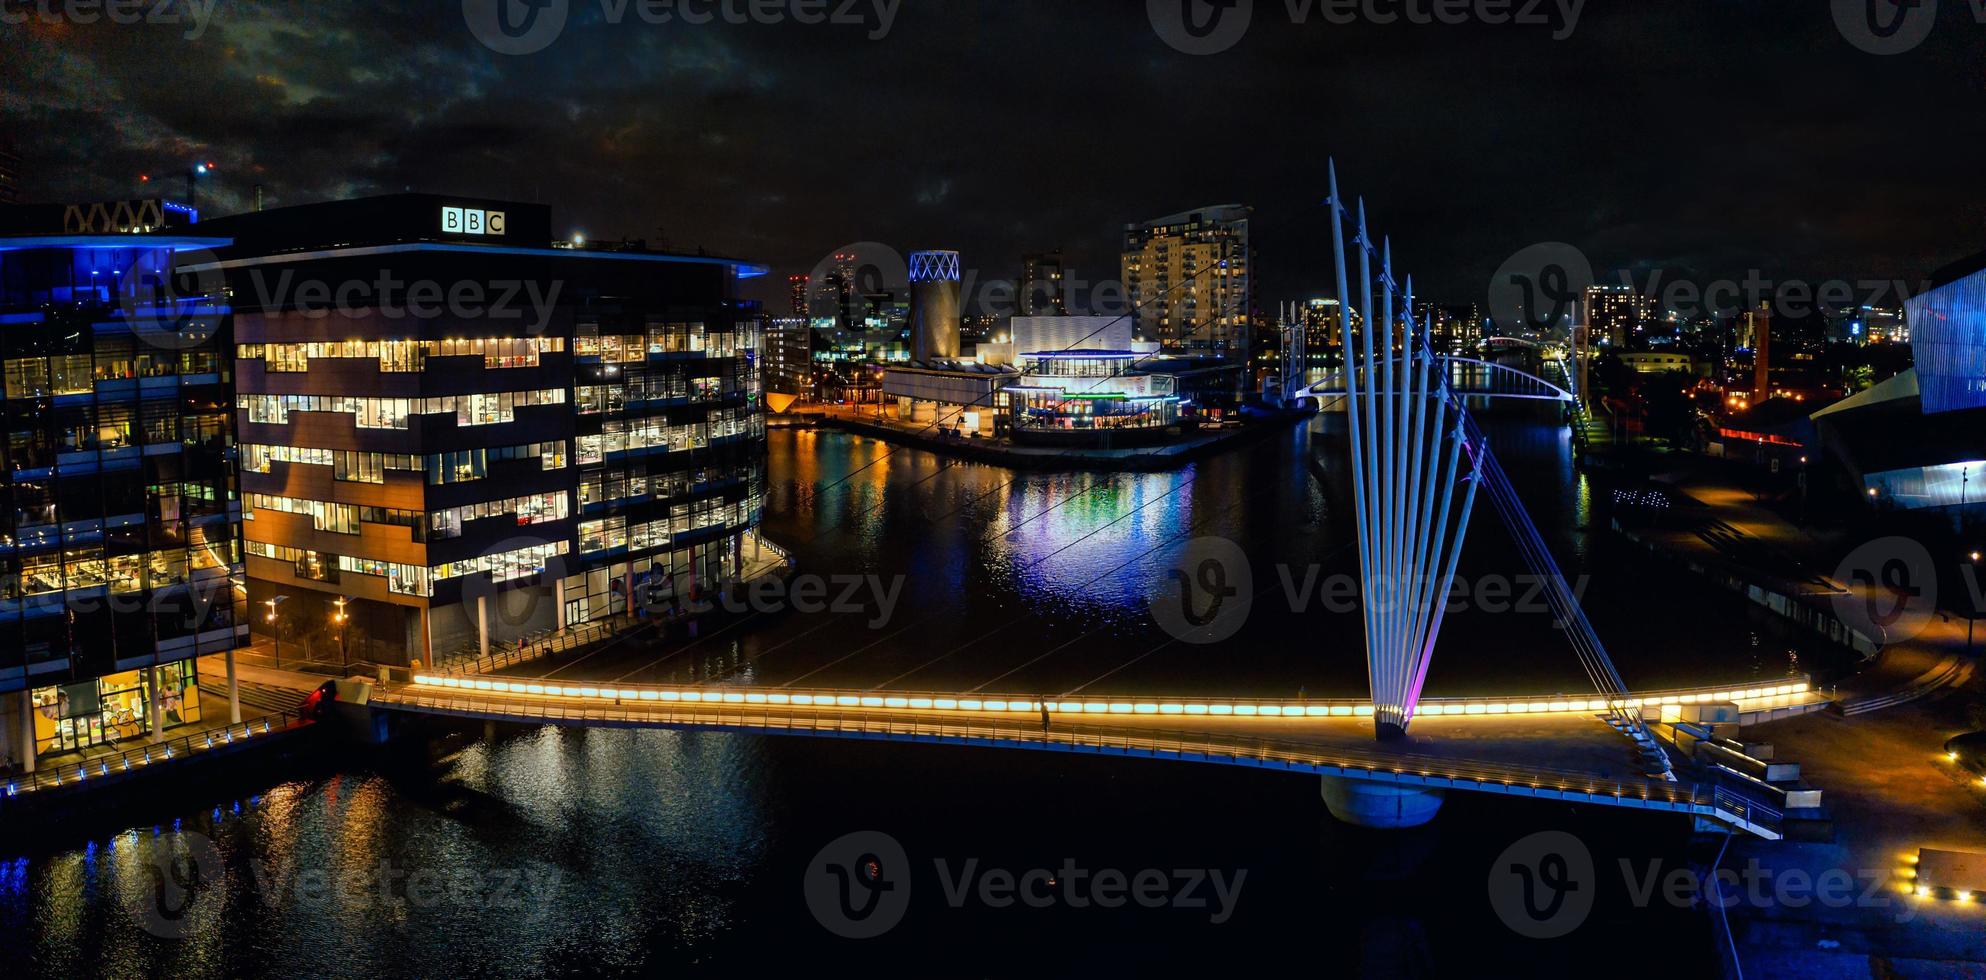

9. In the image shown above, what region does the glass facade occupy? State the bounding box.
[30,660,202,754]
[566,314,765,625]
[0,241,243,691]
[194,195,769,666]
[1904,265,1986,414]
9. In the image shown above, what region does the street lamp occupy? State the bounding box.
[263,595,289,668]
[1970,551,1982,659]
[333,596,352,670]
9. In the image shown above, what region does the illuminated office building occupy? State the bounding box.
[199,194,767,667]
[0,222,243,770]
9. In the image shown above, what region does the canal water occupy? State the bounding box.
[0,410,1831,976]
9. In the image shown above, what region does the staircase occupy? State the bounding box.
[1571,403,1614,451]
[201,680,312,716]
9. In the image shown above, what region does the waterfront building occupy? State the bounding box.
[196,194,767,667]
[0,221,245,770]
[764,316,816,398]
[1121,205,1252,361]
[1813,250,1986,521]
[1300,298,1356,359]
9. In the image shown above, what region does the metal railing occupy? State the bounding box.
[377,690,1734,812]
[1712,785,1784,832]
[2,708,311,801]
[442,620,619,676]
[402,671,1817,720]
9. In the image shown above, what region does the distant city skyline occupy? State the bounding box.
[7,3,1984,316]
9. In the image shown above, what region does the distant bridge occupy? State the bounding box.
[1300,354,1577,404]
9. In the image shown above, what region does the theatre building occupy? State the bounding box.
[0,215,246,771]
[197,194,767,667]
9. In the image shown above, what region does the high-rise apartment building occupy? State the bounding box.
[1021,250,1067,316]
[1121,206,1253,360]
[1300,298,1357,359]
[787,274,810,319]
[1583,284,1655,349]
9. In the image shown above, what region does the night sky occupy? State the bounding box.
[5,1,1985,313]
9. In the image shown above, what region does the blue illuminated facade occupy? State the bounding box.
[1905,264,1986,414]
[0,235,245,759]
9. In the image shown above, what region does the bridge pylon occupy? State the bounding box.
[1325,161,1668,778]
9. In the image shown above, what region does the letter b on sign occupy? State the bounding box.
[442,206,506,237]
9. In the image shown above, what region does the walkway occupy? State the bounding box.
[374,675,1828,838]
[1634,456,1979,705]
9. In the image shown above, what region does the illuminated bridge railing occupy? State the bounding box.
[374,690,1784,836]
[407,674,1815,721]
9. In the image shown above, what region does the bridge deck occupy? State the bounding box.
[370,678,1805,837]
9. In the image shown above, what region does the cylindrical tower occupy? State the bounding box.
[908,249,962,364]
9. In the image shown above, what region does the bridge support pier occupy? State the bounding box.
[1320,776,1444,829]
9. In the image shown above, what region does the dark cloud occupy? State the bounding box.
[5,0,1984,313]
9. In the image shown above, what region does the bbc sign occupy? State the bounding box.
[441,206,506,237]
